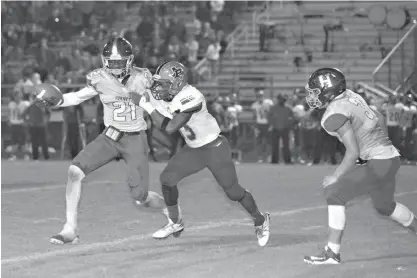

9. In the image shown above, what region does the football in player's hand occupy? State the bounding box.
[33,83,64,107]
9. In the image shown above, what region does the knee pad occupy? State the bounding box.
[224,184,246,202]
[374,201,396,216]
[68,165,85,183]
[160,171,178,188]
[324,187,346,206]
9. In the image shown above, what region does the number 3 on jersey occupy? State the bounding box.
[113,101,137,121]
[182,125,196,140]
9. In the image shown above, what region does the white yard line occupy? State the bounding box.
[1,180,117,194]
[2,189,416,266]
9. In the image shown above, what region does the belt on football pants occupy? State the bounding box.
[104,126,142,142]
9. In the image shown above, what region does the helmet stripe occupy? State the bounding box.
[156,61,170,75]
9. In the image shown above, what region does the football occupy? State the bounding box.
[33,83,64,106]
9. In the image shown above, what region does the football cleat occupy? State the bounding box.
[50,234,79,245]
[304,246,341,265]
[255,212,270,247]
[153,218,185,239]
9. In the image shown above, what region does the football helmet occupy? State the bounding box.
[305,68,346,109]
[150,61,188,101]
[102,37,133,78]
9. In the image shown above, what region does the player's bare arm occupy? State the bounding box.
[322,114,359,184]
[58,87,98,107]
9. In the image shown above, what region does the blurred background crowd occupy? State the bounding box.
[2,1,417,165]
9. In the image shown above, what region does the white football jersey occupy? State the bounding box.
[150,85,221,148]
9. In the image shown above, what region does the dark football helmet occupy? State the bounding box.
[305,68,346,109]
[102,37,133,78]
[404,92,414,105]
[150,61,188,101]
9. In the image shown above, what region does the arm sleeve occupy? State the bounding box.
[58,87,98,107]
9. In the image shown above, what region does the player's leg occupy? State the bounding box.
[304,162,384,264]
[370,157,417,234]
[50,134,119,244]
[119,133,165,209]
[153,145,208,239]
[206,136,270,246]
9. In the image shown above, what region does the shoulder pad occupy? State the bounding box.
[86,69,104,89]
[173,86,204,113]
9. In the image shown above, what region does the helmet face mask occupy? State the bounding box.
[150,77,173,101]
[102,37,134,79]
[305,85,323,109]
[102,55,133,78]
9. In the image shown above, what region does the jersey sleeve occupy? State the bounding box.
[322,102,350,132]
[172,87,204,113]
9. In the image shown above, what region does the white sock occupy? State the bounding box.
[327,242,341,254]
[328,205,346,230]
[390,202,414,227]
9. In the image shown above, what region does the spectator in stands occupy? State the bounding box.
[268,94,294,164]
[218,96,234,140]
[35,37,56,70]
[217,30,228,70]
[168,16,187,42]
[228,92,243,149]
[311,108,337,165]
[206,33,221,78]
[55,49,72,73]
[63,104,85,159]
[382,95,403,151]
[21,94,50,161]
[300,104,317,164]
[13,66,35,98]
[210,0,225,15]
[186,5,202,37]
[206,93,225,127]
[166,35,182,60]
[185,34,199,67]
[292,96,307,163]
[136,15,154,51]
[8,94,27,160]
[251,89,274,163]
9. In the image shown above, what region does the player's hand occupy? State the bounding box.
[322,175,338,187]
[129,92,142,106]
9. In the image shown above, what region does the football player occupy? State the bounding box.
[36,37,165,244]
[129,61,270,246]
[303,68,417,265]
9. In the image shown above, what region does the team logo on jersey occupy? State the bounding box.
[318,74,333,88]
[180,95,195,105]
[171,67,184,78]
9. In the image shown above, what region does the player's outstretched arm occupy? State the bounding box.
[58,87,98,107]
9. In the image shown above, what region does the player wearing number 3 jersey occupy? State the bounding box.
[303,68,417,265]
[39,37,165,245]
[130,61,270,246]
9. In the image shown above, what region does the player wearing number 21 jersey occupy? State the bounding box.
[35,37,165,245]
[130,61,270,246]
[303,68,417,265]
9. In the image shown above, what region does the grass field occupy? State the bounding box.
[2,160,417,278]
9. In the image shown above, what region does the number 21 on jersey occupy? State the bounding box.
[113,101,137,121]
